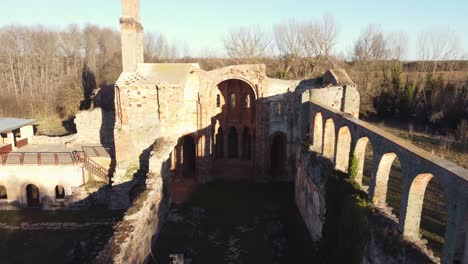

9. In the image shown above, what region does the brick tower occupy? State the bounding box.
[120,0,144,72]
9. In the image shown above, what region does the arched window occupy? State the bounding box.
[271,133,287,178]
[245,94,251,108]
[55,185,65,199]
[230,93,236,108]
[277,103,282,115]
[26,184,40,207]
[216,127,224,159]
[216,94,220,107]
[0,186,7,199]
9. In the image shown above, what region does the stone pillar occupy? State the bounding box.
[5,132,15,150]
[20,125,34,144]
[120,0,144,72]
[442,196,467,264]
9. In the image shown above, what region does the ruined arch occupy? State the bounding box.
[270,132,287,178]
[322,118,335,160]
[404,174,448,257]
[404,174,434,238]
[0,185,7,199]
[373,153,403,218]
[372,152,397,205]
[26,184,40,207]
[353,137,374,187]
[312,112,323,153]
[182,135,196,177]
[55,185,65,199]
[335,126,351,172]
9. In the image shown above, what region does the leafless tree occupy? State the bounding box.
[386,31,408,61]
[223,26,271,62]
[353,24,387,63]
[418,28,462,73]
[273,19,306,78]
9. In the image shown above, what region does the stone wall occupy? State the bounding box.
[96,137,175,264]
[296,149,440,264]
[0,165,84,207]
[295,151,329,241]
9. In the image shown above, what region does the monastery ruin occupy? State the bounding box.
[0,0,466,263]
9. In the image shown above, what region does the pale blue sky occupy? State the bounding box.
[1,0,467,59]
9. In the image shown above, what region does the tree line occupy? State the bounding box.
[0,18,466,138]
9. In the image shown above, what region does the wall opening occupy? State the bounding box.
[405,174,448,257]
[323,118,335,160]
[182,135,196,177]
[312,112,323,153]
[26,184,40,207]
[242,127,251,160]
[373,153,402,219]
[216,127,224,159]
[55,185,65,199]
[228,127,238,158]
[353,137,374,188]
[216,94,220,107]
[335,126,351,172]
[270,133,286,178]
[0,185,7,199]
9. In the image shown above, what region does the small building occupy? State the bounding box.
[0,117,35,152]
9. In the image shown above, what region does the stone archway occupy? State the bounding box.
[353,137,374,187]
[312,112,323,153]
[323,118,335,160]
[335,126,351,172]
[26,184,40,207]
[55,185,65,199]
[270,132,287,178]
[182,135,196,177]
[212,78,257,180]
[0,185,7,200]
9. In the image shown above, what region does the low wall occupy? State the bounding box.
[96,138,175,264]
[0,165,84,206]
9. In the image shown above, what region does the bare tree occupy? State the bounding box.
[144,32,168,62]
[386,31,408,61]
[418,28,462,73]
[223,26,270,62]
[353,24,387,63]
[273,19,305,78]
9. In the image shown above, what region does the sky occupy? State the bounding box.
[1,0,467,59]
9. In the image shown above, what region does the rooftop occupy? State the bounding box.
[0,118,36,134]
